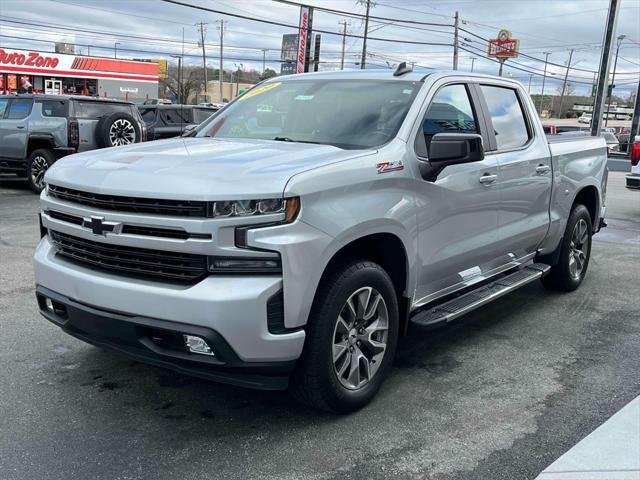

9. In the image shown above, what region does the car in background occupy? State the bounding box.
[626,136,640,191]
[199,102,226,109]
[142,98,172,105]
[578,113,592,124]
[0,94,145,193]
[138,104,219,140]
[602,131,620,153]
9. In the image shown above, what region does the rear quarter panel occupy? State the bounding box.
[538,136,608,254]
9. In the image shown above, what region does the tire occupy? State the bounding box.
[27,148,55,194]
[95,112,141,148]
[541,204,592,292]
[290,260,399,413]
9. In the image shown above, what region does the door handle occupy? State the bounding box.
[536,164,550,174]
[479,173,497,185]
[16,125,25,129]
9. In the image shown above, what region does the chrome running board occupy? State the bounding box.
[410,263,550,329]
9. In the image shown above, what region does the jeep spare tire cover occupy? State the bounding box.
[95,111,141,148]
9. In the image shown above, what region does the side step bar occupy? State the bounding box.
[410,263,550,329]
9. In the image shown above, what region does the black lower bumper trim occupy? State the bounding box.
[36,286,295,390]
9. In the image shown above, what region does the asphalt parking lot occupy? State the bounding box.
[0,172,638,480]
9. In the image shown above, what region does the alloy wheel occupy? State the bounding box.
[332,287,389,390]
[108,119,136,146]
[30,155,49,191]
[568,218,589,280]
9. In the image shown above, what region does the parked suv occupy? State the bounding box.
[0,94,145,193]
[138,104,219,140]
[35,70,608,413]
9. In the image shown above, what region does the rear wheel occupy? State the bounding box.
[541,204,592,292]
[27,148,55,194]
[290,260,399,413]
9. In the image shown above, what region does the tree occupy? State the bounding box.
[159,65,199,104]
[260,68,278,81]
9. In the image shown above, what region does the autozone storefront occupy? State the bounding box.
[0,47,159,103]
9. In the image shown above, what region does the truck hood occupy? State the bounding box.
[45,137,372,200]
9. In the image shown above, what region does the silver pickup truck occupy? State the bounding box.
[34,69,608,413]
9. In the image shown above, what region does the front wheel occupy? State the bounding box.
[290,260,399,413]
[27,148,55,194]
[541,204,592,292]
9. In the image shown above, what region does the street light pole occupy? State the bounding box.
[528,74,533,93]
[470,57,476,72]
[114,42,120,59]
[605,34,626,127]
[539,52,551,113]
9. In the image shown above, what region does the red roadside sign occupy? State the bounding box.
[487,30,520,58]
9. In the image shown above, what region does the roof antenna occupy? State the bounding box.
[393,61,413,76]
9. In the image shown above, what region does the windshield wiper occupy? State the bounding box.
[272,136,322,145]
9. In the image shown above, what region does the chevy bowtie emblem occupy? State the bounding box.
[82,216,121,236]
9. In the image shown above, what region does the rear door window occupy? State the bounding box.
[159,108,193,125]
[6,99,33,119]
[74,101,131,119]
[39,100,68,117]
[480,85,530,150]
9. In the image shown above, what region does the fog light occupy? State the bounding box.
[183,335,214,356]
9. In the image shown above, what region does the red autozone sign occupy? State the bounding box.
[0,49,59,68]
[296,6,310,74]
[487,30,520,58]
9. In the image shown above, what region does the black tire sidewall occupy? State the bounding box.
[300,261,399,413]
[556,204,593,291]
[96,112,141,148]
[27,148,55,194]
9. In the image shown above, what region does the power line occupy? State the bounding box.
[159,0,452,46]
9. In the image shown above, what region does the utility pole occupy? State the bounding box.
[592,0,621,135]
[539,52,551,113]
[339,20,348,70]
[605,34,626,126]
[197,22,209,102]
[558,48,574,118]
[114,42,120,59]
[360,0,371,70]
[528,74,533,93]
[453,11,459,70]
[470,57,476,72]
[261,49,268,73]
[216,20,226,103]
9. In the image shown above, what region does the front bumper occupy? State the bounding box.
[36,286,295,390]
[626,173,640,190]
[34,237,305,366]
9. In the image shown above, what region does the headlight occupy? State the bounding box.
[209,197,299,222]
[207,256,282,274]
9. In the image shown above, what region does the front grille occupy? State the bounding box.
[49,230,207,283]
[48,184,209,217]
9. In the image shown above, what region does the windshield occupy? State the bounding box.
[195,79,420,149]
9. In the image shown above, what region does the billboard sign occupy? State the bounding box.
[281,33,298,75]
[0,48,159,82]
[296,6,311,74]
[487,30,520,58]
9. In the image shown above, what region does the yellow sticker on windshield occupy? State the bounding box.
[239,82,282,100]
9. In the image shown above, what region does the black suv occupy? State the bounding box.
[0,94,146,193]
[138,104,219,140]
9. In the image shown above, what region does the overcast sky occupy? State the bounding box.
[0,0,639,96]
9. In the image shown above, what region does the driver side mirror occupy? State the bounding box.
[419,133,484,182]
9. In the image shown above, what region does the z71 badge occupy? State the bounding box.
[376,160,404,174]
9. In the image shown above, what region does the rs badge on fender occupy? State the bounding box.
[376,160,404,174]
